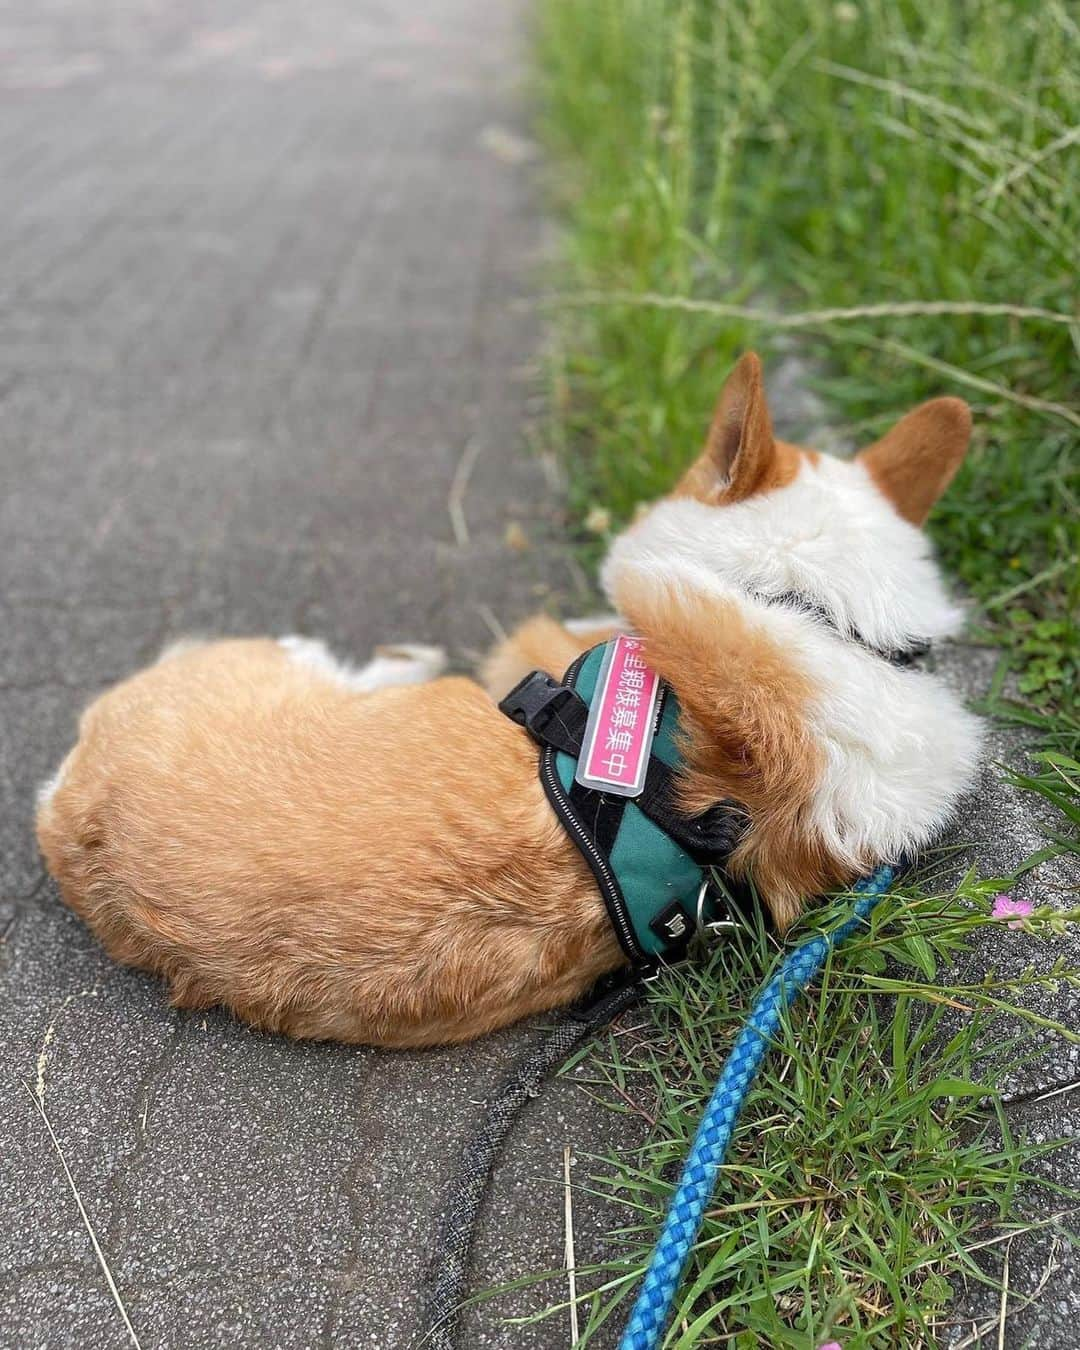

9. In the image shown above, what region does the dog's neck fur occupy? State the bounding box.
[601,454,982,903]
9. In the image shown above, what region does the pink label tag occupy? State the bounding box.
[574,635,663,798]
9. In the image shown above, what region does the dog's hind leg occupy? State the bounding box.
[480,614,621,701]
[279,636,447,693]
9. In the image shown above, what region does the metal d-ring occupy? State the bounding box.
[696,877,739,937]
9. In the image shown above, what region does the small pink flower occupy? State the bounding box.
[991,893,1034,929]
[818,1343,843,1350]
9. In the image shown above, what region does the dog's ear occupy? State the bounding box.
[677,352,778,503]
[857,397,971,525]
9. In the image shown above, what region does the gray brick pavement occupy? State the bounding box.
[0,4,632,1347]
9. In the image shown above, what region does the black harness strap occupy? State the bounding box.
[635,757,746,862]
[569,775,626,857]
[500,668,744,871]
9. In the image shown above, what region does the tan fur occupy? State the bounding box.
[479,615,619,702]
[38,352,971,1047]
[610,573,850,929]
[40,613,825,1050]
[482,585,846,932]
[38,640,621,1048]
[857,397,971,525]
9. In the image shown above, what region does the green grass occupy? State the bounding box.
[505,0,1080,1343]
[503,877,1080,1347]
[536,0,1078,709]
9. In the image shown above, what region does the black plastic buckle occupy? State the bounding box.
[499,670,580,748]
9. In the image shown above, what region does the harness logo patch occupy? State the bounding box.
[575,635,663,798]
[650,901,693,948]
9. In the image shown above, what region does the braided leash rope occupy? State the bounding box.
[618,863,899,1350]
[421,976,646,1349]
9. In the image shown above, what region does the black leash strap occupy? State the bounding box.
[419,974,646,1348]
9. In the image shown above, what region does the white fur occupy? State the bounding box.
[604,457,964,650]
[36,758,69,813]
[278,636,446,692]
[156,636,207,664]
[564,613,619,635]
[602,456,982,866]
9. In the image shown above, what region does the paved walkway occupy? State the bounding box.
[931,650,1079,1347]
[2,5,1075,1348]
[0,4,630,1347]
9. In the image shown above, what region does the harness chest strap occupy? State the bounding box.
[499,637,747,967]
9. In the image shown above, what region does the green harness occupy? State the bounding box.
[499,640,745,968]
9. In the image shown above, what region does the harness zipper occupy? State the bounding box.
[543,651,646,964]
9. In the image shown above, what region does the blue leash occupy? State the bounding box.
[618,864,898,1350]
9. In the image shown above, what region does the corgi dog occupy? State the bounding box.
[36,354,981,1048]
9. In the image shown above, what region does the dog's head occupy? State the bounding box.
[600,352,980,917]
[602,352,972,653]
